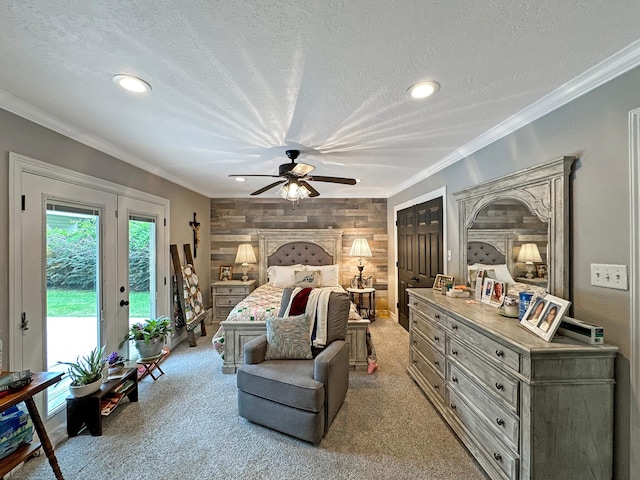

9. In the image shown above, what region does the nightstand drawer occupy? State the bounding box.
[215,307,234,320]
[212,285,249,295]
[216,295,246,307]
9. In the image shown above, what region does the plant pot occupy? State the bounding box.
[69,376,103,398]
[135,337,164,359]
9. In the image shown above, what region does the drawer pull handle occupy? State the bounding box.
[412,340,417,344]
[496,418,505,426]
[434,360,439,366]
[412,320,417,324]
[433,384,439,390]
[495,350,504,357]
[450,403,457,410]
[451,349,458,355]
[493,453,502,462]
[434,336,440,342]
[413,302,417,306]
[435,313,440,319]
[452,324,458,330]
[495,382,504,390]
[451,376,458,383]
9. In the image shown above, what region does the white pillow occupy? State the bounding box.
[468,263,516,286]
[267,264,304,288]
[312,264,340,287]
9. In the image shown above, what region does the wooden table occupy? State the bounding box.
[0,372,65,480]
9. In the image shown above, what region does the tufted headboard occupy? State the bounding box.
[467,241,506,265]
[257,229,343,285]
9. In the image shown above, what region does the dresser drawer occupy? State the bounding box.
[411,349,445,402]
[212,285,248,295]
[411,310,446,353]
[410,297,448,324]
[449,362,519,449]
[449,338,519,412]
[411,330,445,377]
[215,295,247,307]
[448,389,519,480]
[447,318,520,372]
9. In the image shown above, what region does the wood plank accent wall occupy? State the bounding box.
[210,198,388,294]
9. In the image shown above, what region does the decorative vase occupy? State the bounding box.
[69,376,103,398]
[135,337,164,359]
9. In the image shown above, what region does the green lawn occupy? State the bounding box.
[47,290,152,317]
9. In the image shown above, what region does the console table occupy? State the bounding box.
[407,288,617,480]
[66,368,138,437]
[0,372,65,480]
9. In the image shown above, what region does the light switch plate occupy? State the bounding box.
[590,264,628,290]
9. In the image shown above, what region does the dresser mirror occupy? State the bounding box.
[454,156,575,300]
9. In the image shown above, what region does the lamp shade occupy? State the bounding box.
[517,243,542,263]
[349,238,372,258]
[235,244,257,264]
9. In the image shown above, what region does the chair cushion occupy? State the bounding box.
[237,360,324,412]
[265,315,313,360]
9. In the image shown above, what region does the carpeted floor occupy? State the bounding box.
[10,316,488,480]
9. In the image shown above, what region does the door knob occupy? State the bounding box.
[411,277,420,283]
[120,299,130,307]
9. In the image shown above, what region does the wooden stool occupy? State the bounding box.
[137,352,167,380]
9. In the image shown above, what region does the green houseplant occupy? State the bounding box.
[61,345,106,398]
[125,317,171,359]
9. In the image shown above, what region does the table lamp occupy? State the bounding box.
[349,238,372,288]
[517,243,542,279]
[235,244,257,281]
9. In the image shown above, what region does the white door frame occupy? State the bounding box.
[9,153,171,370]
[628,107,640,478]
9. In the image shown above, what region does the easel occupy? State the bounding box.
[170,244,207,347]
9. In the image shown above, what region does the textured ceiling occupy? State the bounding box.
[1,1,640,198]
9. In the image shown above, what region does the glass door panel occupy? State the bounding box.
[128,215,157,328]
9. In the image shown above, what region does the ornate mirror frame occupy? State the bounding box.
[453,156,576,300]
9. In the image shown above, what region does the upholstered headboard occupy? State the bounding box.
[467,241,506,265]
[257,229,343,285]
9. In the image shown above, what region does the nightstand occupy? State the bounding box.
[347,287,376,322]
[211,280,256,323]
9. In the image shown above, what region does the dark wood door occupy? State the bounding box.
[397,197,444,330]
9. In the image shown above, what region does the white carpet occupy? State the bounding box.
[10,316,488,480]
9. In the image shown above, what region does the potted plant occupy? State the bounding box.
[61,345,106,398]
[107,351,127,374]
[125,317,171,359]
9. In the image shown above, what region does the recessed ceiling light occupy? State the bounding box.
[113,74,152,93]
[408,81,440,99]
[235,177,246,182]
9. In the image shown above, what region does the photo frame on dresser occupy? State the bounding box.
[520,292,571,342]
[219,265,233,281]
[433,274,454,291]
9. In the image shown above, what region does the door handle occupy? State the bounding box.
[120,299,130,307]
[411,277,420,283]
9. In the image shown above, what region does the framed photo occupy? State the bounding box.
[481,277,494,304]
[433,274,454,291]
[520,292,571,342]
[219,265,233,281]
[474,270,485,300]
[489,280,506,307]
[535,264,547,278]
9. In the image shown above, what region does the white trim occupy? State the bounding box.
[391,187,448,318]
[629,107,640,479]
[388,39,640,197]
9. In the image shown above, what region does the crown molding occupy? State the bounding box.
[388,39,640,197]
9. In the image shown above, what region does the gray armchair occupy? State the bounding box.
[237,291,350,444]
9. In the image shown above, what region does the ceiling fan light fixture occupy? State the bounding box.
[113,74,152,93]
[277,181,310,205]
[408,80,440,99]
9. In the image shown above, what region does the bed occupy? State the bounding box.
[212,229,372,374]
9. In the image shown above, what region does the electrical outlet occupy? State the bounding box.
[447,250,452,261]
[590,264,628,290]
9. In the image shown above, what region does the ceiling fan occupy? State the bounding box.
[229,149,357,199]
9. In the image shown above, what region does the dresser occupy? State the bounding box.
[407,288,617,480]
[211,280,256,323]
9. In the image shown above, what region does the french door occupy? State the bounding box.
[10,154,169,431]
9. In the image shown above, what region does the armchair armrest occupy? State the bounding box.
[243,334,268,364]
[314,339,349,431]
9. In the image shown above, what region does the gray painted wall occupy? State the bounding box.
[0,109,211,367]
[388,65,640,479]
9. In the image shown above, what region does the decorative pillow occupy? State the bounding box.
[313,264,340,286]
[265,315,313,360]
[468,263,516,285]
[293,270,321,288]
[267,264,305,288]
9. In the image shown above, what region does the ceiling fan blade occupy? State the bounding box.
[251,180,286,195]
[229,174,280,178]
[291,163,315,177]
[307,175,357,185]
[299,181,320,197]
